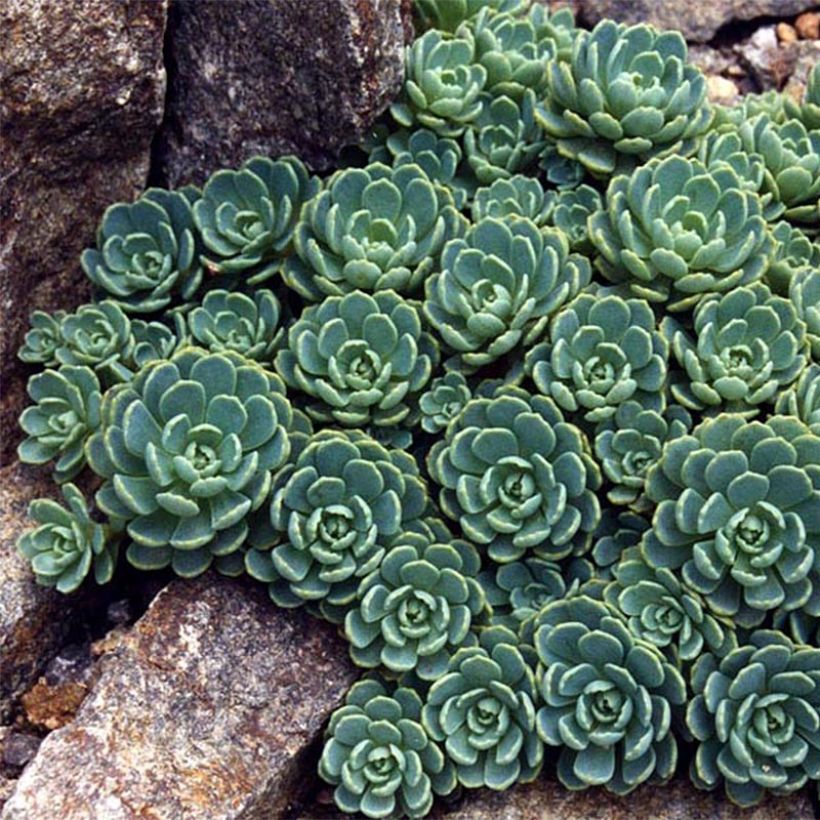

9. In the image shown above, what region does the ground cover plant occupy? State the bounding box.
[15,0,820,815]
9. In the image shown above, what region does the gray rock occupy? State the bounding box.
[578,1,820,43]
[0,0,167,465]
[1,574,358,820]
[1,735,40,770]
[154,0,412,187]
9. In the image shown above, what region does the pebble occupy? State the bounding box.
[777,22,798,43]
[795,11,820,40]
[1,733,41,769]
[706,75,741,106]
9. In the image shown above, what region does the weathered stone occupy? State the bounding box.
[0,734,40,771]
[577,1,820,43]
[154,0,411,188]
[1,574,359,820]
[783,39,820,92]
[21,679,89,731]
[706,75,741,106]
[735,26,794,91]
[795,11,820,40]
[777,23,798,44]
[0,0,167,465]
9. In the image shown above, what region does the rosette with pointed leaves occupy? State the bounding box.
[766,221,820,296]
[643,415,820,628]
[425,218,591,370]
[81,188,202,313]
[688,631,820,807]
[390,31,487,137]
[18,310,65,367]
[422,627,543,789]
[664,283,808,416]
[415,0,531,34]
[526,293,668,424]
[471,175,555,225]
[187,289,282,362]
[284,162,465,300]
[345,529,484,678]
[266,430,427,620]
[130,318,184,370]
[536,21,712,177]
[547,185,601,254]
[276,290,436,427]
[18,366,101,482]
[589,156,773,311]
[419,372,472,434]
[790,269,820,359]
[55,301,134,383]
[18,483,117,594]
[428,388,601,563]
[535,596,686,794]
[193,155,319,284]
[590,509,650,576]
[738,115,820,227]
[320,677,456,818]
[775,364,820,434]
[87,348,294,577]
[605,548,736,662]
[594,402,691,509]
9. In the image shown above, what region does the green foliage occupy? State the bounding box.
[766,221,820,296]
[415,0,530,34]
[775,363,820,434]
[18,310,65,367]
[418,372,472,434]
[790,269,820,359]
[471,175,555,224]
[547,184,601,253]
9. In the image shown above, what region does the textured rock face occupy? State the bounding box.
[0,0,168,466]
[154,0,411,187]
[1,575,358,820]
[578,0,820,42]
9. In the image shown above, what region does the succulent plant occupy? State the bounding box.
[471,175,555,225]
[785,62,819,130]
[590,509,650,575]
[526,293,668,423]
[547,184,601,254]
[425,218,591,370]
[18,483,117,594]
[428,387,601,563]
[419,372,472,434]
[415,0,531,34]
[18,310,65,367]
[536,21,712,176]
[276,290,437,427]
[422,628,543,789]
[664,283,808,416]
[775,363,820,434]
[266,430,427,618]
[643,414,820,627]
[391,30,487,137]
[187,288,282,362]
[605,548,736,662]
[688,631,820,806]
[320,677,456,818]
[18,365,102,482]
[81,188,203,313]
[790,268,820,360]
[589,156,773,311]
[345,529,484,678]
[87,348,294,577]
[765,221,820,296]
[539,143,587,189]
[284,162,465,301]
[594,402,691,508]
[193,155,319,284]
[130,318,183,369]
[535,596,686,794]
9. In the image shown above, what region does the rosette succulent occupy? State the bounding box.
[471,175,555,225]
[267,430,427,617]
[688,631,820,806]
[589,156,773,311]
[535,596,686,794]
[785,62,819,130]
[187,289,282,362]
[18,366,102,482]
[284,162,465,300]
[536,21,712,176]
[775,363,820,434]
[276,290,437,427]
[428,388,601,562]
[643,415,820,627]
[391,30,487,137]
[539,143,587,189]
[664,283,808,416]
[81,187,203,313]
[415,0,531,34]
[419,372,472,434]
[320,678,456,818]
[87,348,294,577]
[193,155,319,283]
[425,218,591,370]
[18,310,65,367]
[594,402,691,508]
[766,221,820,296]
[525,293,668,423]
[422,628,543,789]
[345,530,484,678]
[590,509,650,575]
[548,185,602,254]
[790,269,820,359]
[18,483,117,594]
[129,319,183,370]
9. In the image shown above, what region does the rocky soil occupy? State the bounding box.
[1,1,818,817]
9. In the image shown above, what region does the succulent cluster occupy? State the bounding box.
[15,2,820,816]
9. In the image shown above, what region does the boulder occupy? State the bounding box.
[153,0,412,187]
[1,574,359,820]
[0,0,168,465]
